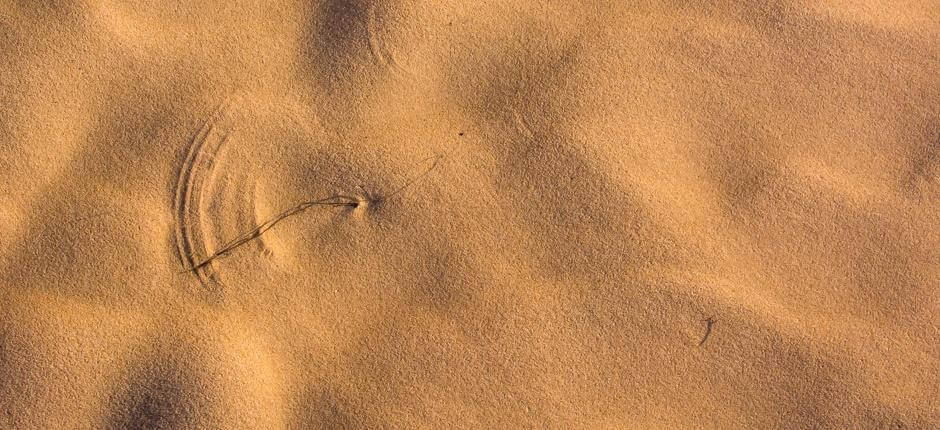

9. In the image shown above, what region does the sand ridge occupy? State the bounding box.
[1,0,938,428]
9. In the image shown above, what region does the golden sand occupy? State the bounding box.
[1,1,938,428]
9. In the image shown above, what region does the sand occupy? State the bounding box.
[1,1,938,428]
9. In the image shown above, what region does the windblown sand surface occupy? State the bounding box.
[1,1,938,428]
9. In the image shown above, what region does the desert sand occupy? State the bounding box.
[1,0,938,428]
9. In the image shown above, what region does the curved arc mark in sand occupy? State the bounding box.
[505,107,541,170]
[172,97,359,291]
[173,97,238,291]
[365,3,410,79]
[173,95,447,292]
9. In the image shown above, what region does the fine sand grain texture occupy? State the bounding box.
[1,1,938,428]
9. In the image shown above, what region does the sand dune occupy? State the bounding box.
[1,1,938,428]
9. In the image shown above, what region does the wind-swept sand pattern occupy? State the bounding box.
[1,1,938,428]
